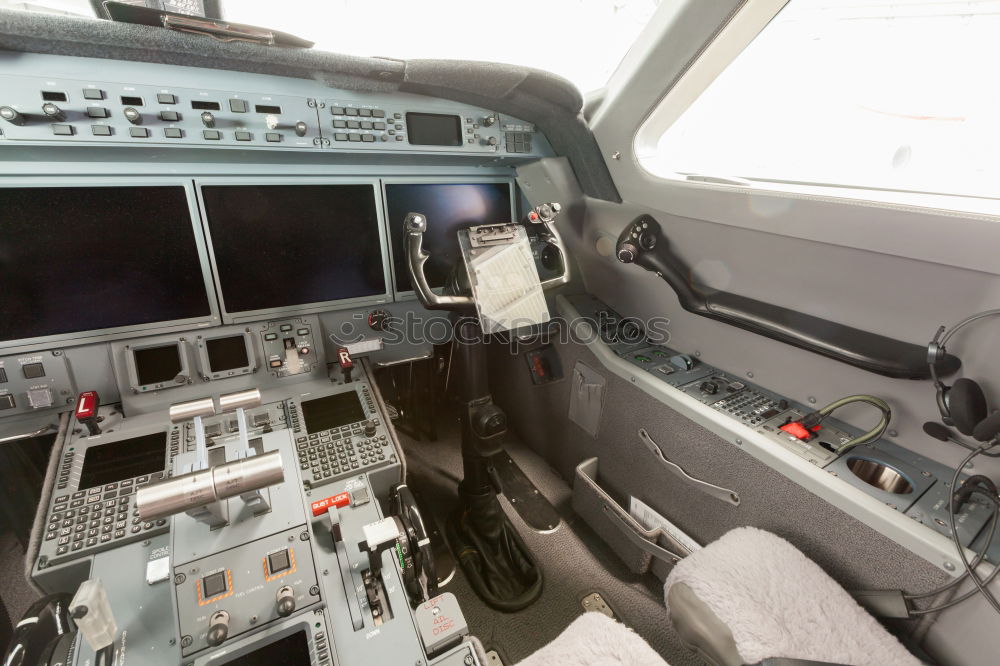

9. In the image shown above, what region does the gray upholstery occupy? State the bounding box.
[667,582,742,666]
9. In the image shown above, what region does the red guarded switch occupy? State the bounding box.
[780,421,821,441]
[311,492,350,517]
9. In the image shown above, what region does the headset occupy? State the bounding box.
[927,309,1000,440]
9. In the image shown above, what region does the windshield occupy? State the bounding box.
[0,0,660,94]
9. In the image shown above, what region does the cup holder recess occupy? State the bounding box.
[846,457,914,495]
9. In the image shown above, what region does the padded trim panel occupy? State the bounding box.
[0,9,619,202]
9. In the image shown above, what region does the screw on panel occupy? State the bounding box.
[888,429,899,438]
[174,574,186,585]
[309,585,320,595]
[307,99,316,108]
[746,371,754,378]
[808,396,817,404]
[735,439,742,446]
[611,151,621,160]
[944,562,956,572]
[694,351,702,357]
[168,638,176,646]
[181,635,193,648]
[300,531,310,541]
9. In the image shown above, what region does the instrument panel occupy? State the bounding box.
[0,54,547,157]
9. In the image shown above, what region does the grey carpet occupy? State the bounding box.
[0,532,39,629]
[398,418,701,666]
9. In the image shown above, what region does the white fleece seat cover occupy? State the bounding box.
[516,611,669,666]
[665,527,921,666]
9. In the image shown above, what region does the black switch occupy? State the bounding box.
[268,549,291,574]
[202,571,228,598]
[0,394,14,410]
[22,363,45,379]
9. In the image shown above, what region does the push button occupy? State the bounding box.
[156,93,178,104]
[91,124,112,137]
[203,130,222,140]
[160,111,181,121]
[234,131,252,141]
[129,127,150,138]
[267,549,291,574]
[0,394,14,410]
[202,571,228,598]
[163,128,184,138]
[22,363,45,379]
[86,107,109,118]
[265,132,281,143]
[82,89,105,100]
[51,124,74,136]
[229,99,248,113]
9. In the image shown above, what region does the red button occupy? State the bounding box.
[311,492,350,516]
[75,391,99,421]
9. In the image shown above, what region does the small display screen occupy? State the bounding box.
[301,392,366,434]
[406,113,462,146]
[78,432,167,490]
[206,335,250,373]
[385,182,513,291]
[134,344,183,386]
[0,186,212,344]
[218,630,311,666]
[201,184,386,314]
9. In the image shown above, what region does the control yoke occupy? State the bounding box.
[403,202,568,311]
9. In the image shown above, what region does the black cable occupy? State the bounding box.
[906,490,998,601]
[912,449,1000,617]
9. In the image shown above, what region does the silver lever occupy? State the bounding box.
[638,428,741,506]
[169,397,216,471]
[218,389,271,513]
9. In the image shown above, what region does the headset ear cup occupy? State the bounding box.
[949,378,988,436]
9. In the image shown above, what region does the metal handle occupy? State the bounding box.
[0,422,56,444]
[638,428,740,506]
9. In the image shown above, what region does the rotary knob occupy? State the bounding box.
[206,610,230,647]
[201,111,216,128]
[367,310,390,331]
[41,102,65,121]
[483,114,496,126]
[123,107,142,125]
[617,242,638,263]
[364,420,377,437]
[276,586,296,618]
[294,121,308,137]
[0,106,25,126]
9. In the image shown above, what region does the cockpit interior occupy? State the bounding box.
[0,2,998,665]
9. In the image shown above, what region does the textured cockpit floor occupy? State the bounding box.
[399,421,700,665]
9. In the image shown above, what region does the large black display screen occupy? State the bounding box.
[301,392,367,434]
[78,433,167,490]
[218,630,311,665]
[385,182,513,292]
[201,184,386,313]
[0,186,212,343]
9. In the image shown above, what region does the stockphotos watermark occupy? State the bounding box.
[328,311,671,352]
